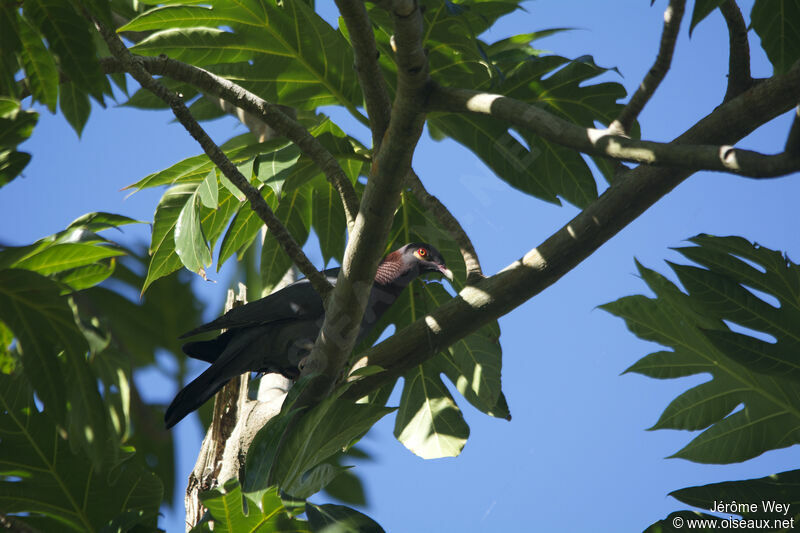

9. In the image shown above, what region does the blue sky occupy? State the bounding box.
[2,1,799,531]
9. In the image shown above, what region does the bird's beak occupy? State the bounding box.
[438,265,454,281]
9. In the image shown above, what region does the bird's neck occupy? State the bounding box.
[374,252,414,287]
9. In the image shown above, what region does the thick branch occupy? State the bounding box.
[296,0,430,402]
[611,0,686,134]
[346,58,800,398]
[428,85,800,178]
[94,24,333,297]
[720,0,754,101]
[100,56,359,230]
[406,170,484,282]
[335,0,392,148]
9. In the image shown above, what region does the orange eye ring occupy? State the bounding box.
[416,247,428,258]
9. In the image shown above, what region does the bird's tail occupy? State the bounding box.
[164,365,230,428]
[181,330,233,363]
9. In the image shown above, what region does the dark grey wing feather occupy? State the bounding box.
[179,268,339,338]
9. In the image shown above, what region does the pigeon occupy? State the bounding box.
[164,243,453,428]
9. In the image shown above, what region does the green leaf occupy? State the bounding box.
[119,5,227,32]
[0,269,71,422]
[199,481,310,533]
[0,107,37,147]
[260,187,311,294]
[67,211,143,233]
[218,187,276,268]
[0,150,32,188]
[306,503,385,533]
[89,348,131,441]
[0,373,162,533]
[439,326,508,419]
[17,15,58,112]
[55,261,116,294]
[125,135,282,191]
[174,192,212,276]
[0,321,14,374]
[256,143,302,197]
[23,0,107,100]
[269,397,394,497]
[0,269,111,466]
[131,27,255,67]
[143,184,195,293]
[670,469,800,519]
[243,407,300,496]
[12,243,125,275]
[428,113,560,205]
[751,0,800,75]
[672,235,800,380]
[322,466,366,507]
[127,0,362,113]
[200,186,240,249]
[59,82,91,137]
[197,169,219,209]
[689,0,725,36]
[0,105,37,188]
[312,182,347,266]
[602,236,800,464]
[394,358,470,459]
[422,284,506,418]
[287,463,351,501]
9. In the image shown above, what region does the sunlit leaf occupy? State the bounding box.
[174,192,212,276]
[199,480,310,533]
[143,184,195,293]
[394,358,470,459]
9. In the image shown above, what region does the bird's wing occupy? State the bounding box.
[179,267,339,338]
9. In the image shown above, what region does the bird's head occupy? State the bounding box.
[376,242,454,286]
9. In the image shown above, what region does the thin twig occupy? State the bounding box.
[406,170,484,282]
[335,0,393,148]
[428,85,800,178]
[720,0,754,101]
[101,56,359,230]
[610,0,686,134]
[93,20,334,298]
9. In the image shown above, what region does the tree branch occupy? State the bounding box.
[100,56,360,230]
[610,0,686,134]
[786,105,800,155]
[346,58,800,398]
[428,84,800,178]
[335,0,392,148]
[406,170,484,282]
[93,23,334,298]
[719,0,754,102]
[296,0,430,402]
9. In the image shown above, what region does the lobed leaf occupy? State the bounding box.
[0,374,162,533]
[603,236,800,463]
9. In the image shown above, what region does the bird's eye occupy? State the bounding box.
[416,247,428,258]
